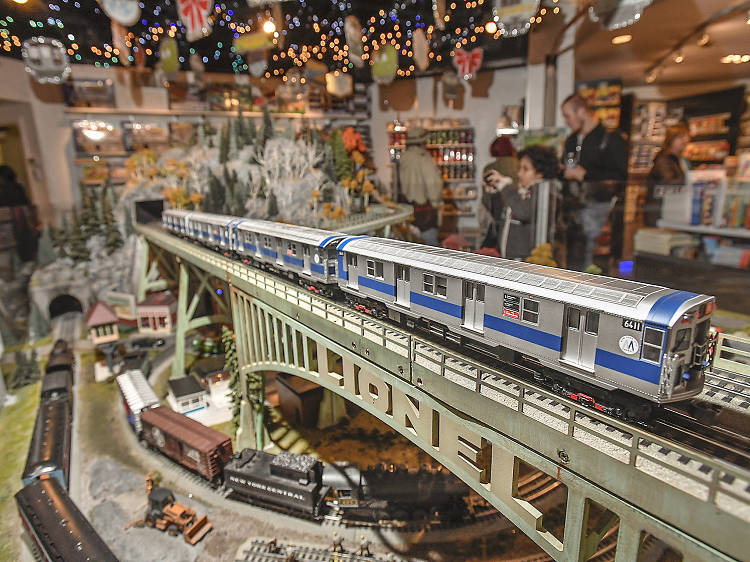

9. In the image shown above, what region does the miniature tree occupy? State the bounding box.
[11,350,40,389]
[0,308,19,346]
[67,210,90,263]
[282,119,295,141]
[122,207,134,238]
[36,228,58,268]
[245,370,265,449]
[28,301,50,342]
[329,129,352,181]
[189,192,204,210]
[262,105,274,147]
[102,193,123,254]
[206,170,225,214]
[266,190,279,218]
[235,108,247,149]
[246,117,257,147]
[222,325,241,432]
[219,121,230,164]
[228,119,238,156]
[79,188,101,235]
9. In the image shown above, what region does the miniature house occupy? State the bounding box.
[136,291,176,336]
[190,354,230,407]
[166,376,208,414]
[86,300,119,345]
[276,373,323,428]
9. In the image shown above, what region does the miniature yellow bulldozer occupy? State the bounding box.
[127,474,211,545]
[144,486,212,545]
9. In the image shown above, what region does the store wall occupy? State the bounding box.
[368,65,528,191]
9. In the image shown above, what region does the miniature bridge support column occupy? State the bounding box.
[172,259,230,379]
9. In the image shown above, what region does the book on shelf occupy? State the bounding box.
[634,228,696,256]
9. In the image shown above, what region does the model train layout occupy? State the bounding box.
[163,209,717,419]
[117,378,472,524]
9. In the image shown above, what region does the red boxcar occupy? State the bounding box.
[139,406,233,482]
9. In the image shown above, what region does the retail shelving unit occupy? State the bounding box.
[387,120,480,247]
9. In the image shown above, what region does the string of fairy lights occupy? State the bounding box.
[0,0,564,78]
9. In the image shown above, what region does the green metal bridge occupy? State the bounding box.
[136,222,750,562]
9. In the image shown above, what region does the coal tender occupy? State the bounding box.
[224,449,330,517]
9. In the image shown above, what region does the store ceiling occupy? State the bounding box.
[575,0,750,86]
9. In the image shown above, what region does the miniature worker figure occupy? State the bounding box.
[331,532,345,553]
[482,146,561,260]
[359,535,371,557]
[267,537,279,553]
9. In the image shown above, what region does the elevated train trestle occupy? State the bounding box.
[137,223,750,562]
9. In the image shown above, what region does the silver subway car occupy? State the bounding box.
[336,237,714,406]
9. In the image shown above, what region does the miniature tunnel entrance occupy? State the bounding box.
[48,294,83,318]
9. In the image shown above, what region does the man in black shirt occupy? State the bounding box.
[561,93,628,270]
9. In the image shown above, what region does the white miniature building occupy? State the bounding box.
[166,376,208,414]
[86,300,119,345]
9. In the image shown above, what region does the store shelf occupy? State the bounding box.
[442,195,476,201]
[656,220,750,239]
[64,107,369,120]
[426,143,474,149]
[443,178,476,184]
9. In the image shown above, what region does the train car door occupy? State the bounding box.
[345,253,358,288]
[561,307,599,371]
[275,238,284,266]
[395,264,410,307]
[302,245,311,274]
[462,281,485,332]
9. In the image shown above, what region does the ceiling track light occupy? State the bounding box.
[697,33,710,47]
[674,51,684,63]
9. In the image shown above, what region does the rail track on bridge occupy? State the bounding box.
[138,223,750,562]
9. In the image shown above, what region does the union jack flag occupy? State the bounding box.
[178,0,212,41]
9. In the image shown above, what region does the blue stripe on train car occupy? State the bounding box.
[595,349,661,384]
[338,253,347,280]
[359,276,395,296]
[410,291,462,318]
[311,263,325,274]
[244,242,258,252]
[483,314,562,351]
[212,234,220,241]
[319,235,343,248]
[261,248,278,259]
[646,291,700,326]
[283,255,305,268]
[329,265,336,275]
[336,235,369,251]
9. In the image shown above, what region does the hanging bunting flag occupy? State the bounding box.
[412,28,430,71]
[372,44,398,85]
[433,0,446,30]
[177,0,213,42]
[22,37,71,84]
[160,37,179,77]
[98,0,141,26]
[110,20,130,66]
[344,15,364,68]
[453,48,483,81]
[494,0,540,36]
[589,0,653,30]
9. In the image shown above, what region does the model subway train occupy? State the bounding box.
[163,209,716,418]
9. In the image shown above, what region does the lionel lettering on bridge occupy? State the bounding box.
[315,347,560,552]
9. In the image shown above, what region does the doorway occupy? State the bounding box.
[561,306,599,371]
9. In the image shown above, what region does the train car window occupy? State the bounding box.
[436,276,448,297]
[303,246,310,256]
[367,259,375,276]
[347,254,357,267]
[375,261,384,278]
[585,311,600,335]
[674,328,692,352]
[523,299,539,324]
[568,308,580,329]
[642,327,664,363]
[476,284,485,302]
[423,274,434,294]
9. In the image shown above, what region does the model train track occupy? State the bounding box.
[652,407,750,470]
[237,538,391,562]
[703,368,750,410]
